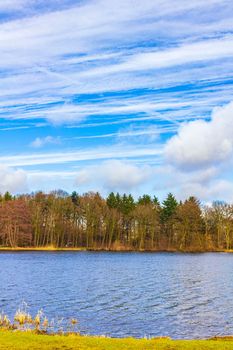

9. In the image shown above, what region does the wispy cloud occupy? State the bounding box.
[0,0,233,125]
[0,144,162,167]
[81,37,233,77]
[30,135,61,148]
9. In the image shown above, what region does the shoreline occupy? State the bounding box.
[0,246,233,253]
[0,331,233,349]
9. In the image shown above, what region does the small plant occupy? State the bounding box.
[34,310,43,329]
[14,310,29,325]
[0,305,79,334]
[14,302,34,329]
[71,318,78,325]
[42,317,49,329]
[70,318,78,333]
[0,313,11,329]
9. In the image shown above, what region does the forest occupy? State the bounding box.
[0,190,232,251]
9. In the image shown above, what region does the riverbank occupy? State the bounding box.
[0,246,86,251]
[0,331,233,350]
[0,246,233,253]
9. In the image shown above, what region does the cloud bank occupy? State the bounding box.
[75,160,152,192]
[0,165,28,194]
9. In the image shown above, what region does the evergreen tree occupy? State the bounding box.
[120,194,135,215]
[106,192,117,209]
[161,193,178,222]
[138,194,152,206]
[71,191,80,206]
[153,196,160,208]
[4,191,12,201]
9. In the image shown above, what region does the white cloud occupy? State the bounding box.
[155,101,233,202]
[75,160,152,191]
[0,165,28,194]
[101,160,152,190]
[177,179,233,203]
[31,136,60,148]
[75,169,91,185]
[165,101,233,170]
[151,163,233,202]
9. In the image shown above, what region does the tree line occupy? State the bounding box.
[0,190,232,251]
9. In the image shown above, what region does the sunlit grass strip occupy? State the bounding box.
[0,246,86,251]
[0,331,233,350]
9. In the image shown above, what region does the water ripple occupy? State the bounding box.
[0,252,233,339]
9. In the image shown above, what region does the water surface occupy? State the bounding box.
[0,252,233,338]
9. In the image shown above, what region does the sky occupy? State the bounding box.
[0,0,233,202]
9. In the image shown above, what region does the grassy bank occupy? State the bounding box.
[0,246,233,253]
[0,246,86,252]
[0,332,233,350]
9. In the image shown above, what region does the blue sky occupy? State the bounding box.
[0,0,233,201]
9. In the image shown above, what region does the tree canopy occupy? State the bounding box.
[0,190,232,251]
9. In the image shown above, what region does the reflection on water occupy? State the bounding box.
[0,251,233,339]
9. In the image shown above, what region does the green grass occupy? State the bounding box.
[0,331,233,350]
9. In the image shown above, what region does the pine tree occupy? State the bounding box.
[120,194,135,215]
[106,192,117,209]
[71,191,80,205]
[161,193,178,222]
[138,194,152,206]
[4,191,12,201]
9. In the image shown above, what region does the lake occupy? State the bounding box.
[0,252,233,339]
